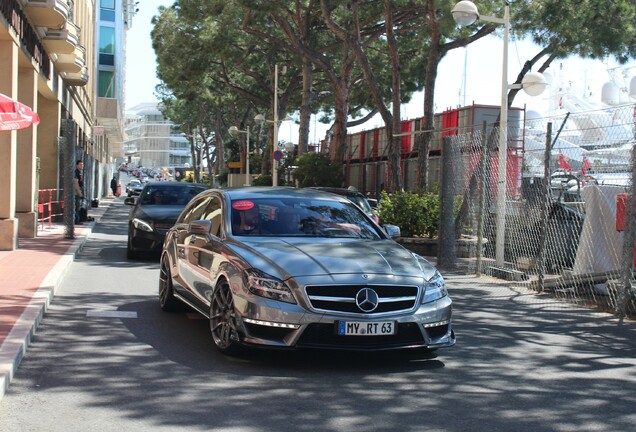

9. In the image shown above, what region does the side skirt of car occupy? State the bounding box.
[172,290,210,319]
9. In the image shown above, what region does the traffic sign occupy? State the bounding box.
[273,150,284,161]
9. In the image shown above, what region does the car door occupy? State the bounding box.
[172,194,211,307]
[183,194,225,306]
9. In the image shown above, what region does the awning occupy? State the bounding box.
[0,93,40,131]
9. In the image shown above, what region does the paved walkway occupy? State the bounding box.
[0,197,116,399]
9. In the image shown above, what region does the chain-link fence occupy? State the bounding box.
[441,103,636,319]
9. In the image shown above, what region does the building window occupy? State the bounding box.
[98,70,115,97]
[99,26,115,66]
[100,0,115,22]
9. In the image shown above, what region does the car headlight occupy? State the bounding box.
[132,218,153,232]
[244,269,296,304]
[422,270,447,304]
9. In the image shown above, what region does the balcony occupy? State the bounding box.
[52,44,85,73]
[61,67,88,87]
[23,0,72,29]
[42,21,79,55]
[96,97,125,144]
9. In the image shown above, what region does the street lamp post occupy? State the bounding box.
[452,0,546,267]
[228,125,250,186]
[273,64,280,187]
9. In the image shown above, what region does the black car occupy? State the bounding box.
[125,182,207,259]
[307,187,379,224]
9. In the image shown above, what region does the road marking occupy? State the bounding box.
[86,310,138,319]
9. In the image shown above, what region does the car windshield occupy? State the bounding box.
[230,198,382,239]
[140,186,206,206]
[346,194,372,213]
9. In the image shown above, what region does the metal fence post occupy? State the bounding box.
[438,136,457,270]
[619,139,636,317]
[62,119,76,239]
[476,122,488,276]
[536,122,552,292]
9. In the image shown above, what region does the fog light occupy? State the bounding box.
[243,318,300,329]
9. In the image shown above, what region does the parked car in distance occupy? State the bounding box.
[159,186,455,355]
[307,186,380,224]
[125,181,207,259]
[126,179,144,197]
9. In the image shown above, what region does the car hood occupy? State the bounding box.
[230,238,437,280]
[135,205,183,221]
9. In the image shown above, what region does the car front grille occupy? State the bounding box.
[154,222,175,233]
[296,322,425,350]
[305,284,419,314]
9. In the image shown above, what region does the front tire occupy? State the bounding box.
[159,256,180,312]
[126,235,139,260]
[209,279,241,354]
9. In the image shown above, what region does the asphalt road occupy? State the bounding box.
[1,200,635,432]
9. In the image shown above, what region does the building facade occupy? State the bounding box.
[95,0,129,166]
[124,103,192,170]
[0,0,133,251]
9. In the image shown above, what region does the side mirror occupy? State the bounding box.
[383,224,401,239]
[189,220,212,236]
[124,197,136,206]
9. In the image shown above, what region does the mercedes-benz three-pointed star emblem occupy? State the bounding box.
[355,288,379,312]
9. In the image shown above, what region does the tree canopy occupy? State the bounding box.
[150,0,636,192]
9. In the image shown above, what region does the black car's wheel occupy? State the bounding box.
[210,279,241,354]
[126,235,139,260]
[159,256,180,312]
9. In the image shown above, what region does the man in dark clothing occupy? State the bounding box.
[74,160,84,224]
[110,175,118,197]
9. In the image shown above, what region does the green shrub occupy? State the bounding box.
[378,190,466,238]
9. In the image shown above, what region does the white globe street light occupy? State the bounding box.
[452,0,547,268]
[228,125,250,186]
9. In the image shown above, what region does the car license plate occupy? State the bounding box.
[337,321,396,336]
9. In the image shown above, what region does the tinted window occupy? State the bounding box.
[230,198,381,239]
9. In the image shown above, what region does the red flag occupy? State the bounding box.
[581,157,590,176]
[559,153,572,173]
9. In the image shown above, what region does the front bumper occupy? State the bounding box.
[129,227,166,254]
[231,291,455,352]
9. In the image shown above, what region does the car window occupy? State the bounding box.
[139,186,206,206]
[180,195,210,224]
[346,194,372,213]
[200,196,223,236]
[230,198,382,239]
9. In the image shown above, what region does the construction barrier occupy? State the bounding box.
[37,188,64,230]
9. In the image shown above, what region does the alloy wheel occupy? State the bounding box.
[210,280,240,353]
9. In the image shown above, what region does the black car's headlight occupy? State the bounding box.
[132,218,153,232]
[422,270,447,304]
[245,269,296,304]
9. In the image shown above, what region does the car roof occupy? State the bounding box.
[217,186,351,203]
[306,186,365,198]
[143,181,207,189]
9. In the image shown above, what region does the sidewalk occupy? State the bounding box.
[0,197,116,400]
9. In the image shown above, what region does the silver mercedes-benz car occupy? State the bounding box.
[159,187,455,354]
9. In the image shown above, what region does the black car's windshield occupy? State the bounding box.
[140,185,206,206]
[231,198,382,239]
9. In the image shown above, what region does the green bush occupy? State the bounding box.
[378,190,465,238]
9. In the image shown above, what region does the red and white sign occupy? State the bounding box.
[232,200,255,211]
